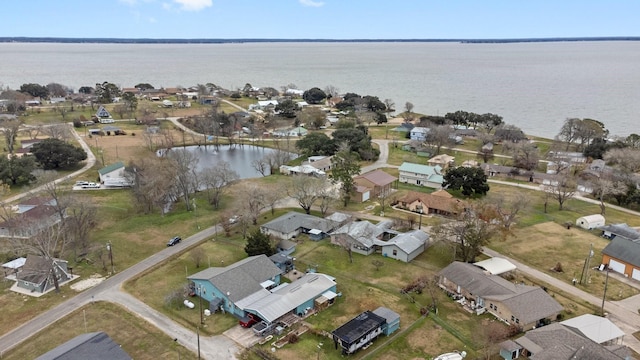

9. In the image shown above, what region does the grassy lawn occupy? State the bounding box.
[1,301,198,360]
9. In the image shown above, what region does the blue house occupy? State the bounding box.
[187,255,282,318]
[188,255,338,324]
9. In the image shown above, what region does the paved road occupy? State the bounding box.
[3,121,640,358]
[483,248,640,352]
[0,123,97,206]
[0,224,238,359]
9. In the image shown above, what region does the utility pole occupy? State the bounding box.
[197,327,201,360]
[601,268,610,316]
[198,285,204,325]
[106,241,114,274]
[580,243,594,285]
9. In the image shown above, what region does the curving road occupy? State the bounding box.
[3,118,640,358]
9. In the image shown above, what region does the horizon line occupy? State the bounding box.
[1,36,640,44]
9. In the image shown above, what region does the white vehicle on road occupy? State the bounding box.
[81,182,101,189]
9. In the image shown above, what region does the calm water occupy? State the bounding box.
[1,41,639,138]
[165,144,288,180]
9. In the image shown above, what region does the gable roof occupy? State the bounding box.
[36,332,131,360]
[397,190,462,214]
[515,323,629,360]
[473,257,517,275]
[600,223,640,241]
[376,230,428,254]
[95,106,111,118]
[244,273,336,323]
[261,211,336,234]
[399,162,442,175]
[187,255,282,303]
[98,161,125,176]
[561,314,625,345]
[602,236,640,268]
[332,220,386,248]
[440,262,563,324]
[17,255,68,286]
[354,169,396,187]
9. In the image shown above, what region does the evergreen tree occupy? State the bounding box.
[245,229,274,257]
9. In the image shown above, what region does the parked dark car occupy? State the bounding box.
[167,236,181,246]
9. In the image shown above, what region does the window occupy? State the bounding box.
[511,315,515,321]
[416,180,421,185]
[515,318,520,324]
[392,249,398,256]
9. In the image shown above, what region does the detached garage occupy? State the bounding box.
[602,235,640,280]
[576,214,605,230]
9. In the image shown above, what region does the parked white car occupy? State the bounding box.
[82,182,101,189]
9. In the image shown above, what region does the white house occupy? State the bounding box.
[576,214,605,230]
[98,162,133,187]
[409,127,429,141]
[398,162,444,189]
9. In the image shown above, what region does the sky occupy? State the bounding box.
[1,0,639,39]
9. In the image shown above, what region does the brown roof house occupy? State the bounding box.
[353,170,396,203]
[396,190,463,217]
[0,197,63,239]
[16,254,72,294]
[428,154,455,170]
[439,262,563,331]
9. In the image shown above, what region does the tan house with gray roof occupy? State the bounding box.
[439,262,563,331]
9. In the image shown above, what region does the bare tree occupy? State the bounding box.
[0,117,23,154]
[371,259,384,271]
[324,85,340,98]
[262,184,284,215]
[424,125,453,154]
[546,173,577,211]
[317,185,338,217]
[128,156,179,214]
[603,148,640,173]
[239,184,267,225]
[492,193,529,239]
[190,247,206,268]
[166,149,199,211]
[591,176,627,215]
[42,123,72,141]
[251,158,270,176]
[64,196,98,262]
[297,107,326,129]
[511,142,540,171]
[200,161,239,209]
[288,175,326,214]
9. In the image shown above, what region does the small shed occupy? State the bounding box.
[576,214,605,230]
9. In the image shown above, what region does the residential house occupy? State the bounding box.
[16,254,72,293]
[303,156,333,172]
[379,230,429,262]
[576,214,606,230]
[392,123,414,133]
[35,332,132,360]
[260,211,337,240]
[0,197,63,239]
[396,190,463,217]
[11,138,44,158]
[561,314,625,346]
[98,161,133,187]
[499,320,631,360]
[279,164,325,177]
[353,169,396,203]
[332,310,387,355]
[2,257,26,278]
[243,272,337,324]
[95,106,114,123]
[330,220,429,262]
[438,262,563,330]
[398,162,444,189]
[187,255,283,318]
[410,127,429,141]
[428,154,455,170]
[601,224,640,280]
[481,164,535,183]
[324,212,352,228]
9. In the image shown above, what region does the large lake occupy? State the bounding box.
[1,41,639,138]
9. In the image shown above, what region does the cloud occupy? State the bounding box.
[173,0,212,11]
[299,0,324,7]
